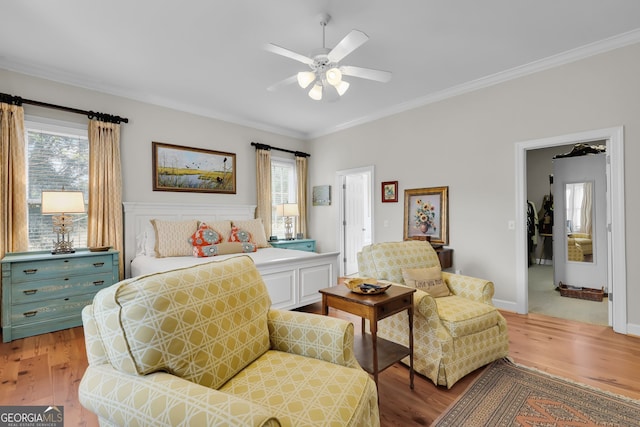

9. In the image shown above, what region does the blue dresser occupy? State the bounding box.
[1,249,119,342]
[269,239,316,252]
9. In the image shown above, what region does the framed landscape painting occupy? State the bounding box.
[403,186,449,245]
[152,142,236,194]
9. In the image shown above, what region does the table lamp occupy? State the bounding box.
[276,203,299,240]
[41,190,86,254]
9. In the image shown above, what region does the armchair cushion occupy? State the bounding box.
[435,296,504,338]
[402,266,451,297]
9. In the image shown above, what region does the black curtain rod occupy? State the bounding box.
[0,92,129,124]
[251,141,309,158]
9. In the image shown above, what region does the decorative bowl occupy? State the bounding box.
[344,277,392,295]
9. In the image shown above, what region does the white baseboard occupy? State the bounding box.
[493,299,519,313]
[626,323,640,338]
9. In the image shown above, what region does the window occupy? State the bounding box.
[25,118,89,251]
[565,182,585,233]
[271,157,297,238]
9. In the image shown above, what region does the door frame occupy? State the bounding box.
[515,126,626,334]
[336,165,375,277]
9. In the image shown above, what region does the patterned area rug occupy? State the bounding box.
[433,358,640,426]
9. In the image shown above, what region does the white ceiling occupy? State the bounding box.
[2,1,640,140]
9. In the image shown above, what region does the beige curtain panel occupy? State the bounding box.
[255,148,272,237]
[87,120,124,279]
[0,103,28,259]
[296,156,308,238]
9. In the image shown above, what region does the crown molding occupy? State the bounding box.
[308,28,640,140]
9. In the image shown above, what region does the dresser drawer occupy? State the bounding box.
[11,272,113,304]
[285,241,316,252]
[11,294,96,326]
[10,254,113,283]
[270,239,316,252]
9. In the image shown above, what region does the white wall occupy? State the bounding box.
[0,68,308,206]
[308,42,640,326]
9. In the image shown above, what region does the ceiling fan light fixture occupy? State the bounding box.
[325,67,342,86]
[308,83,323,100]
[297,71,316,89]
[336,80,350,96]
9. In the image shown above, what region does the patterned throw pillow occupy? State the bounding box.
[193,242,257,257]
[151,219,199,257]
[229,225,254,244]
[402,266,451,297]
[231,219,269,248]
[188,222,223,246]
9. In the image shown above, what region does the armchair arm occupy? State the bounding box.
[267,309,361,370]
[79,365,280,427]
[441,272,494,304]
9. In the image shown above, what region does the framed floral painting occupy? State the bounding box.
[381,181,398,203]
[403,186,449,245]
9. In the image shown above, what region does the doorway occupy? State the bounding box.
[526,146,608,325]
[515,127,627,334]
[336,166,374,277]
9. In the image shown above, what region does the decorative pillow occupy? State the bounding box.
[188,222,223,246]
[402,266,451,297]
[194,242,257,257]
[197,220,232,242]
[231,219,269,248]
[229,225,254,244]
[151,219,199,257]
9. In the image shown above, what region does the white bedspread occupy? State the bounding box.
[131,247,319,277]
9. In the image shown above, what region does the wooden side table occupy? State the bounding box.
[434,247,453,269]
[319,284,415,393]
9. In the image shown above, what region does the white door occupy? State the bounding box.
[337,167,373,276]
[552,153,608,291]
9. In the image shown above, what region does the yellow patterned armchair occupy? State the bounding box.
[79,256,379,426]
[357,241,509,388]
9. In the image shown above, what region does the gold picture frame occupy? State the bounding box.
[404,186,449,245]
[152,142,236,194]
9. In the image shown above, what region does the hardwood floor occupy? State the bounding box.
[1,307,639,427]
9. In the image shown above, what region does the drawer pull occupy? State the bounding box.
[23,310,38,317]
[23,289,38,295]
[93,280,105,286]
[93,262,105,268]
[23,269,38,275]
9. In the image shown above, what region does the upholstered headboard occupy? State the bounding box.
[122,202,257,278]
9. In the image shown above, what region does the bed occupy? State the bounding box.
[123,202,339,311]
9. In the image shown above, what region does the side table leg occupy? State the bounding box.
[370,318,379,392]
[408,305,414,389]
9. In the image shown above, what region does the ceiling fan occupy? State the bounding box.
[266,13,392,101]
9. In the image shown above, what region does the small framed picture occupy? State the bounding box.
[381,181,398,203]
[312,185,331,206]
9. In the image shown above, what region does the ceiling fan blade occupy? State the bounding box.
[265,43,314,65]
[340,65,392,83]
[327,30,369,63]
[267,75,298,92]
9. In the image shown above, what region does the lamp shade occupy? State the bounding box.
[41,191,86,214]
[276,203,299,217]
[336,80,350,96]
[325,67,342,86]
[297,71,316,89]
[308,83,323,101]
